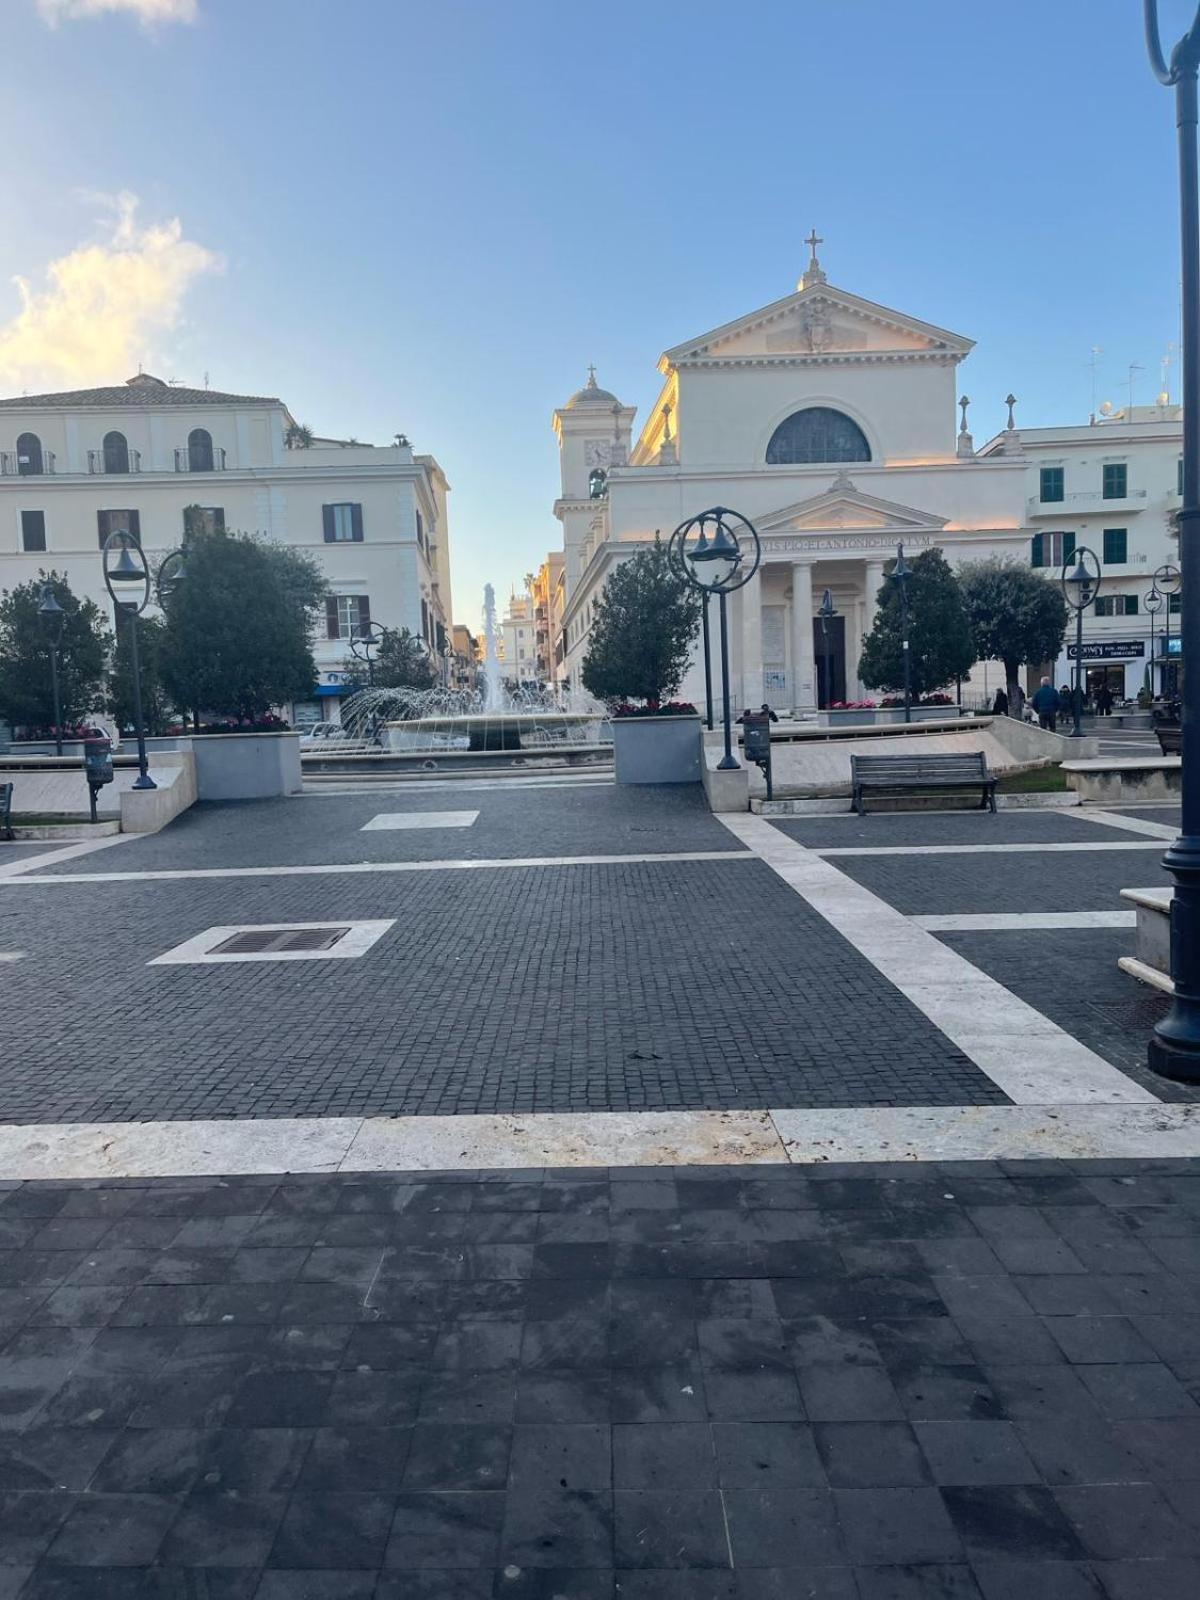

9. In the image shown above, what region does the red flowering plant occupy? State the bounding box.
[829,700,877,710]
[195,713,292,734]
[610,701,698,718]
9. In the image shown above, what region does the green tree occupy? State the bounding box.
[959,557,1069,708]
[160,527,327,721]
[109,612,171,735]
[581,536,702,705]
[0,572,112,732]
[859,549,976,699]
[340,627,438,694]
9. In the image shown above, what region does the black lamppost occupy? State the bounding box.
[1062,547,1101,738]
[1155,562,1182,699]
[674,507,762,770]
[102,530,155,790]
[349,619,386,687]
[36,583,65,757]
[891,544,913,723]
[668,524,714,729]
[818,588,837,709]
[1146,584,1164,698]
[1145,1,1200,1081]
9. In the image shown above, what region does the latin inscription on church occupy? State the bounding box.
[763,534,937,553]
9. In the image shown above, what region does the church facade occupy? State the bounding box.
[553,245,1181,709]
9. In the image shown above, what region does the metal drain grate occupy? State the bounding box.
[209,926,351,956]
[1088,994,1170,1029]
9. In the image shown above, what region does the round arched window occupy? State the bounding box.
[766,407,871,465]
[188,427,214,471]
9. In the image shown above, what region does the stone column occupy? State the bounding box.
[739,567,763,709]
[791,561,816,713]
[860,559,886,690]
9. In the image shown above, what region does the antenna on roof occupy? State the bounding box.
[204,371,210,391]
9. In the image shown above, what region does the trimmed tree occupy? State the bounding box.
[0,572,112,733]
[859,549,976,699]
[582,537,702,705]
[160,527,327,722]
[109,612,171,735]
[958,557,1069,708]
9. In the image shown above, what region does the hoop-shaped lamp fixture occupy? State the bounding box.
[155,547,188,610]
[671,506,761,595]
[37,583,65,645]
[1154,562,1182,597]
[102,530,151,615]
[1145,585,1165,616]
[348,619,387,663]
[1061,545,1102,613]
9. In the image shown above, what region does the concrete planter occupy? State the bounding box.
[191,732,302,801]
[873,706,960,724]
[613,716,702,785]
[817,711,876,728]
[7,739,92,759]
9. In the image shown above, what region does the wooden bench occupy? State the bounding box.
[0,783,12,841]
[1155,723,1182,756]
[850,751,997,815]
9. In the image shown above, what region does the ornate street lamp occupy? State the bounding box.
[102,530,155,790]
[673,507,762,770]
[155,546,188,610]
[818,588,838,710]
[1061,547,1101,738]
[349,619,387,688]
[1144,1,1200,1081]
[1154,563,1181,699]
[1145,584,1164,698]
[890,544,913,723]
[36,583,65,757]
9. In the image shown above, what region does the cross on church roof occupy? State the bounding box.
[586,364,597,386]
[799,227,827,290]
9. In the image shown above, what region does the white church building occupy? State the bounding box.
[555,242,1182,709]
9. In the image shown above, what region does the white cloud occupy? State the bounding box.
[0,193,221,390]
[37,0,197,26]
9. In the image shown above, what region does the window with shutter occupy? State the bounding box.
[20,510,46,552]
[97,509,140,549]
[1102,529,1128,565]
[1102,463,1128,499]
[1031,534,1044,568]
[325,596,340,639]
[324,504,362,542]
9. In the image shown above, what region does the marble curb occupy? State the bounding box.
[0,1104,1197,1180]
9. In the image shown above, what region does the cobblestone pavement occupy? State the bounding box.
[934,930,1199,1106]
[31,785,745,874]
[828,848,1170,916]
[0,1161,1197,1599]
[0,860,998,1123]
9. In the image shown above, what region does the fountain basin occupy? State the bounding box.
[383,712,606,754]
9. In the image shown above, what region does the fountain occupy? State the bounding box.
[320,586,610,766]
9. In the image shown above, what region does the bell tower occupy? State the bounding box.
[553,369,635,593]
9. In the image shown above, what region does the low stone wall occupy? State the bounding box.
[1062,758,1180,804]
[0,752,195,826]
[701,741,750,812]
[191,733,303,801]
[120,750,197,834]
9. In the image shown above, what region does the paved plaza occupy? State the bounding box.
[1,775,1199,1596]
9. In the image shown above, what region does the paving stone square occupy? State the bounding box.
[0,1161,1195,1597]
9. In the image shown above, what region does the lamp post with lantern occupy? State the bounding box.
[36,583,65,757]
[1061,547,1102,738]
[818,588,838,710]
[890,544,913,723]
[673,507,762,770]
[101,530,155,790]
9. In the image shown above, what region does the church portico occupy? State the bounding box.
[554,240,1036,710]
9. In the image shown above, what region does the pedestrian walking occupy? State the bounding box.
[1031,676,1060,732]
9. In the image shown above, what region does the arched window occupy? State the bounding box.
[766,407,871,465]
[16,432,43,475]
[103,431,130,474]
[188,427,214,472]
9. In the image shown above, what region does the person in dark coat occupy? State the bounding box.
[760,704,779,723]
[1031,676,1060,732]
[992,688,1009,717]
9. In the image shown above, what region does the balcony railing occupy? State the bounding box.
[1028,489,1148,516]
[88,448,141,475]
[0,450,56,475]
[174,445,226,472]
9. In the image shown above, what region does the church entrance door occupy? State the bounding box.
[813,616,846,708]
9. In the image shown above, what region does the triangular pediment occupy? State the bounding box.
[758,479,949,536]
[661,282,973,368]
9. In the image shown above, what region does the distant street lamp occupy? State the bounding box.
[1144,1,1200,1082]
[674,507,762,770]
[818,588,838,710]
[349,619,387,687]
[1145,584,1164,697]
[102,530,155,790]
[36,583,65,757]
[1061,546,1101,738]
[890,544,913,723]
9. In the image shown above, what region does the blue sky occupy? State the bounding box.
[0,0,1192,624]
